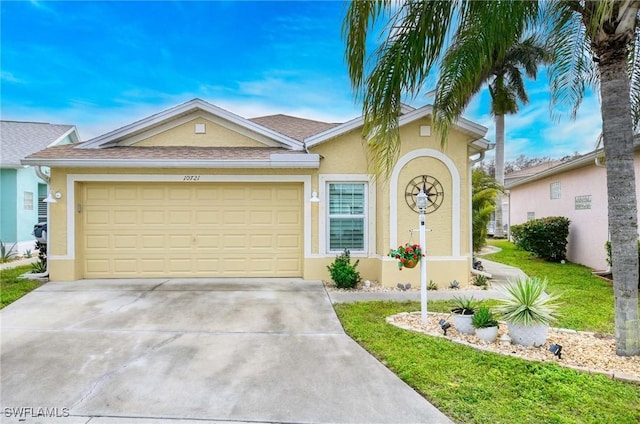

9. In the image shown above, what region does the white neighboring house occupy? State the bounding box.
[505,147,640,272]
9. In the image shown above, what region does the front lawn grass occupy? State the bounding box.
[335,301,640,424]
[0,265,42,309]
[484,239,621,334]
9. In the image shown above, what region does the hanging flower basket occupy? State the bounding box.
[389,243,424,270]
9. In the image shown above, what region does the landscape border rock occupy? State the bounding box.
[387,311,640,384]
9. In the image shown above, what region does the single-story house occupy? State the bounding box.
[22,98,491,286]
[506,142,640,271]
[1,121,79,254]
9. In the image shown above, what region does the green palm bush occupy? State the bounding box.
[495,277,561,326]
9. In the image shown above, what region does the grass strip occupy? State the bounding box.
[335,301,640,424]
[1,265,42,309]
[484,240,621,334]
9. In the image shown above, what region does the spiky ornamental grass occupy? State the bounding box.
[495,277,561,326]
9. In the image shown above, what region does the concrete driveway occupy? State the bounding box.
[1,279,452,424]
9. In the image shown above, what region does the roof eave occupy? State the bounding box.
[79,99,303,150]
[305,104,488,147]
[20,155,320,169]
[506,152,599,189]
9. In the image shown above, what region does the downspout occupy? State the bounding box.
[23,165,51,279]
[469,151,486,276]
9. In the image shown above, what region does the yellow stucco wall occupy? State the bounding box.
[47,111,477,286]
[133,115,274,147]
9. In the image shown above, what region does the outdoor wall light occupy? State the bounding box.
[416,187,428,212]
[549,344,563,359]
[439,319,451,335]
[310,191,320,203]
[43,190,62,203]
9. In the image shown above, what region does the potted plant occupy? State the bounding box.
[388,243,423,270]
[450,296,479,334]
[494,277,560,347]
[472,306,499,343]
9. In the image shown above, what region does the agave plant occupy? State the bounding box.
[495,277,561,326]
[0,240,18,263]
[472,307,499,329]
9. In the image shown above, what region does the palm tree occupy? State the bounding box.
[436,35,551,238]
[343,0,640,356]
[472,168,501,252]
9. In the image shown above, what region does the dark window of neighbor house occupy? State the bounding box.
[527,212,535,220]
[328,183,366,251]
[550,181,561,199]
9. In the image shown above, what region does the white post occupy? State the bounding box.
[416,188,428,322]
[420,208,427,322]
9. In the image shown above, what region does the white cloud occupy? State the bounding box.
[1,71,23,83]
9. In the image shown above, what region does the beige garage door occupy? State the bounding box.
[80,182,303,278]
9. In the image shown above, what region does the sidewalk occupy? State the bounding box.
[327,257,527,304]
[0,256,38,271]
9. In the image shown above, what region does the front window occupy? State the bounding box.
[328,183,366,251]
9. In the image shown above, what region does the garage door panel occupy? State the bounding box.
[85,210,109,225]
[81,182,302,278]
[168,210,192,225]
[168,187,192,201]
[195,210,219,224]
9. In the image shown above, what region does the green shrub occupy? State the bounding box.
[427,280,438,290]
[327,249,361,289]
[510,216,570,262]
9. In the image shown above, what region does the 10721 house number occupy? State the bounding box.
[183,175,201,181]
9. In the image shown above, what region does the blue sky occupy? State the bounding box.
[1,1,602,162]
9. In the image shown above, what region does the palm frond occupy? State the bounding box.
[546,1,599,121]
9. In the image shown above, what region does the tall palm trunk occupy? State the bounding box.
[494,113,505,238]
[599,49,640,356]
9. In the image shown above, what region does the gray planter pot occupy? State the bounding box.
[475,326,498,343]
[507,322,549,347]
[452,313,475,335]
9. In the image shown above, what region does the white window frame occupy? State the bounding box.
[319,174,376,257]
[23,191,33,210]
[550,181,561,200]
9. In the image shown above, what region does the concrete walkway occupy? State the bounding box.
[328,258,527,304]
[1,278,452,424]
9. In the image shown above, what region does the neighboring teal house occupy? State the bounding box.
[1,121,79,253]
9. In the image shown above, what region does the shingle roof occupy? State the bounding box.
[249,114,340,141]
[1,121,75,167]
[23,144,298,161]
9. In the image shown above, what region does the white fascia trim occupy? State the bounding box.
[48,126,80,147]
[79,99,302,150]
[469,138,493,152]
[21,157,320,169]
[506,152,598,189]
[305,104,487,148]
[318,174,376,257]
[52,174,312,261]
[397,105,487,137]
[390,149,461,257]
[305,116,364,147]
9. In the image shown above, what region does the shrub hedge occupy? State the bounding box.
[510,216,570,262]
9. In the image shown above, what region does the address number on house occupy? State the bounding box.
[183,175,201,181]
